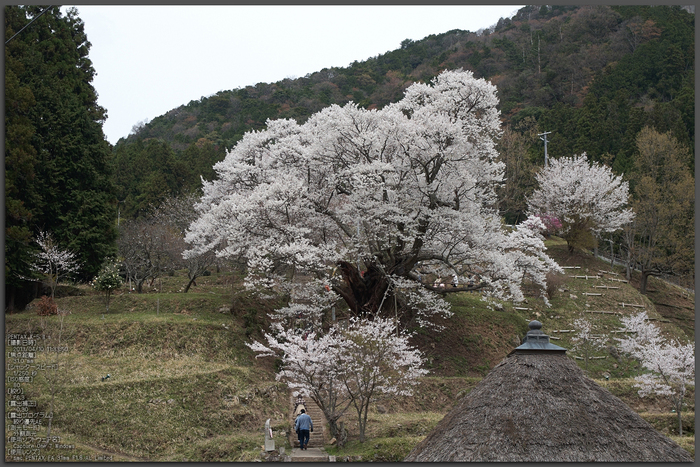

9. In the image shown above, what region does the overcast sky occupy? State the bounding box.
[64,5,524,145]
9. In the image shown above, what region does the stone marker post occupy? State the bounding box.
[265,419,275,451]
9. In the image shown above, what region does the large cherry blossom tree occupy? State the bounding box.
[527,153,634,253]
[186,69,561,328]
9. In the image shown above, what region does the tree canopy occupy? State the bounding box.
[626,127,694,294]
[527,154,635,252]
[5,6,116,303]
[186,70,562,330]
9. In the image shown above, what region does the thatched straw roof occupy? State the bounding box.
[405,321,693,462]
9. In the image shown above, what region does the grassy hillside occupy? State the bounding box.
[5,282,290,462]
[5,238,694,461]
[411,237,694,380]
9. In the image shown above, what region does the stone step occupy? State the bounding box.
[293,432,324,447]
[290,447,329,462]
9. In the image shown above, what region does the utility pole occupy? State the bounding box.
[538,131,552,166]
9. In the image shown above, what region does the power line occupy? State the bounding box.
[5,7,51,45]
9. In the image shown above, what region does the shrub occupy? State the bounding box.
[36,295,58,316]
[92,257,123,312]
[244,308,260,337]
[545,271,567,299]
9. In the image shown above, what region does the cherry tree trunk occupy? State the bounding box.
[334,261,391,318]
[183,277,197,293]
[639,267,654,295]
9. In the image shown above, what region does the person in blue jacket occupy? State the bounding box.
[294,408,313,450]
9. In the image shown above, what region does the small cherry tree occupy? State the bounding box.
[570,317,607,372]
[29,230,80,299]
[338,318,427,442]
[248,317,427,442]
[92,257,123,312]
[527,154,634,253]
[247,325,350,439]
[616,312,695,436]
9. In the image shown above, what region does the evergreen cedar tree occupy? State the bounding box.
[185,69,563,330]
[5,6,116,308]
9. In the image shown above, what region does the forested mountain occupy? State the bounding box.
[112,5,694,220]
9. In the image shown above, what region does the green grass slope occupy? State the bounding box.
[5,276,292,462]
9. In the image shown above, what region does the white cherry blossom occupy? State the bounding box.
[186,69,561,327]
[527,153,634,251]
[616,312,694,435]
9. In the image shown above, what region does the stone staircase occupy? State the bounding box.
[292,397,326,448]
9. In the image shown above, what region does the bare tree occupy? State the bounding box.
[117,219,179,293]
[182,250,216,293]
[153,193,217,293]
[624,17,661,52]
[36,306,74,445]
[571,317,608,372]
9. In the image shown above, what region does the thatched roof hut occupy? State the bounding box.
[405,321,693,462]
